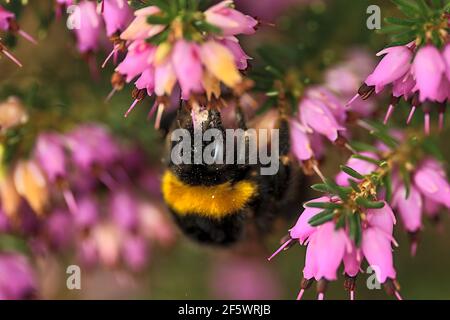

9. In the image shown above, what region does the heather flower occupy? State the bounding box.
[110,0,254,121]
[13,160,49,217]
[204,0,258,36]
[33,133,67,183]
[92,223,121,267]
[201,40,244,88]
[325,50,377,117]
[0,173,21,220]
[392,184,422,233]
[299,97,345,142]
[412,45,446,102]
[302,222,350,283]
[171,40,203,99]
[270,198,400,299]
[66,124,120,172]
[74,195,99,229]
[102,0,133,37]
[44,209,74,250]
[120,6,164,41]
[109,189,138,231]
[0,253,36,300]
[70,1,102,54]
[220,36,252,70]
[444,44,450,81]
[289,119,314,161]
[116,41,155,83]
[0,5,37,44]
[305,87,347,123]
[413,159,450,209]
[347,41,450,131]
[365,45,413,94]
[138,201,176,247]
[122,235,149,272]
[0,97,29,132]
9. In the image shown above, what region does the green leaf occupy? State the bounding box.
[146,28,170,45]
[378,24,410,34]
[370,130,398,149]
[335,215,346,230]
[0,234,29,255]
[356,197,386,209]
[146,14,172,25]
[351,154,381,166]
[349,141,379,153]
[341,165,365,180]
[383,172,393,203]
[304,202,342,210]
[414,0,432,16]
[311,183,330,193]
[147,0,171,12]
[400,166,411,199]
[391,0,421,18]
[325,178,351,201]
[308,210,335,227]
[349,214,362,246]
[193,20,222,34]
[385,17,417,26]
[348,179,361,192]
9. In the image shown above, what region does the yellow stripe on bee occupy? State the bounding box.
[161,170,257,219]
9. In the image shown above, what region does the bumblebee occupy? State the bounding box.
[161,100,305,246]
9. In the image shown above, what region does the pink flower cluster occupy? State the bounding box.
[290,50,377,165]
[290,87,346,162]
[0,124,175,274]
[348,43,450,133]
[67,0,133,55]
[269,197,400,300]
[337,141,450,255]
[113,1,256,118]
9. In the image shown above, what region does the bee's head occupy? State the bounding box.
[167,104,250,186]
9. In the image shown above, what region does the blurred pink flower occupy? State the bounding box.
[110,190,138,231]
[0,254,36,300]
[70,1,103,53]
[122,235,149,272]
[34,133,67,183]
[102,0,133,37]
[299,97,345,142]
[412,45,446,102]
[392,184,422,233]
[210,257,281,300]
[289,119,314,161]
[205,0,257,36]
[413,160,450,209]
[0,5,37,44]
